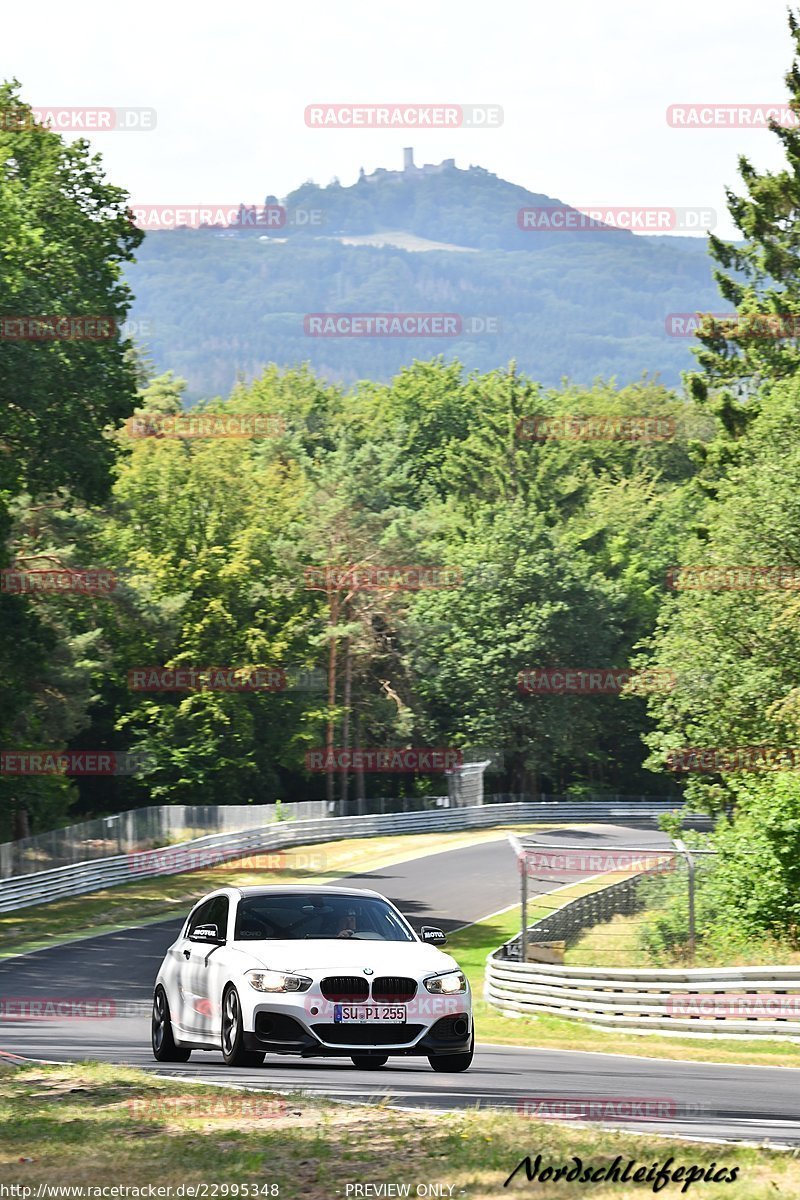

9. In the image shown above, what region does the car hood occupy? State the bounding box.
[229,938,459,975]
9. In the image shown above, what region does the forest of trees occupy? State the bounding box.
[5,5,800,957]
[1,355,702,830]
[128,213,717,400]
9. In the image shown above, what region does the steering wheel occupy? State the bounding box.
[283,908,328,935]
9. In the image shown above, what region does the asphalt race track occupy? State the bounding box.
[2,825,799,1145]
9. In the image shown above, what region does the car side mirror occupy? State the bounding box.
[421,926,447,945]
[190,923,224,944]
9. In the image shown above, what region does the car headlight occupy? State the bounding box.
[246,969,312,993]
[424,970,467,994]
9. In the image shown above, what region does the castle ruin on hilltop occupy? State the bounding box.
[358,147,457,183]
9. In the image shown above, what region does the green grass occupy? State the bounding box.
[565,909,800,969]
[1,1061,798,1199]
[565,911,649,967]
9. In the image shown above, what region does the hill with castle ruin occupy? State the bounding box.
[125,151,720,398]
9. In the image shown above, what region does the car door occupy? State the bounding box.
[181,895,230,1042]
[174,898,221,1038]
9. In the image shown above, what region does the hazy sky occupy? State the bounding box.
[3,0,796,239]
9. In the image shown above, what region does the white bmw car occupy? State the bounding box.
[151,885,474,1071]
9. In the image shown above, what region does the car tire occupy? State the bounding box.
[351,1055,389,1069]
[428,1030,474,1073]
[152,985,191,1062]
[221,985,265,1067]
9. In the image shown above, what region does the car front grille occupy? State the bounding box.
[320,975,370,1002]
[371,976,417,1002]
[311,1023,424,1046]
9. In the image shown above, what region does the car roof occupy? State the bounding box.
[234,884,384,899]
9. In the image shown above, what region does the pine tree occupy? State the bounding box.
[689,9,800,405]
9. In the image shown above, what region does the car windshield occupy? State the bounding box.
[234,893,416,942]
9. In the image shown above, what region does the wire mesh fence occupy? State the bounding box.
[506,836,717,967]
[0,799,442,877]
[0,793,680,878]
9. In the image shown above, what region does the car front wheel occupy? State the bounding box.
[221,986,265,1068]
[351,1055,389,1069]
[428,1030,474,1073]
[152,986,191,1062]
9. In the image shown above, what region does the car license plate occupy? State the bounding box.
[333,1004,406,1023]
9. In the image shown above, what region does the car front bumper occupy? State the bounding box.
[241,992,472,1058]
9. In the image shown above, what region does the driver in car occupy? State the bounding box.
[335,907,358,937]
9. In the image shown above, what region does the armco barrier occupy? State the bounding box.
[485,955,800,1040]
[0,801,333,878]
[0,793,677,878]
[0,800,691,914]
[487,868,800,1040]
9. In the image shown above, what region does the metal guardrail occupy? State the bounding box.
[485,955,800,1039]
[487,860,800,1040]
[0,792,678,878]
[0,799,411,877]
[0,800,691,914]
